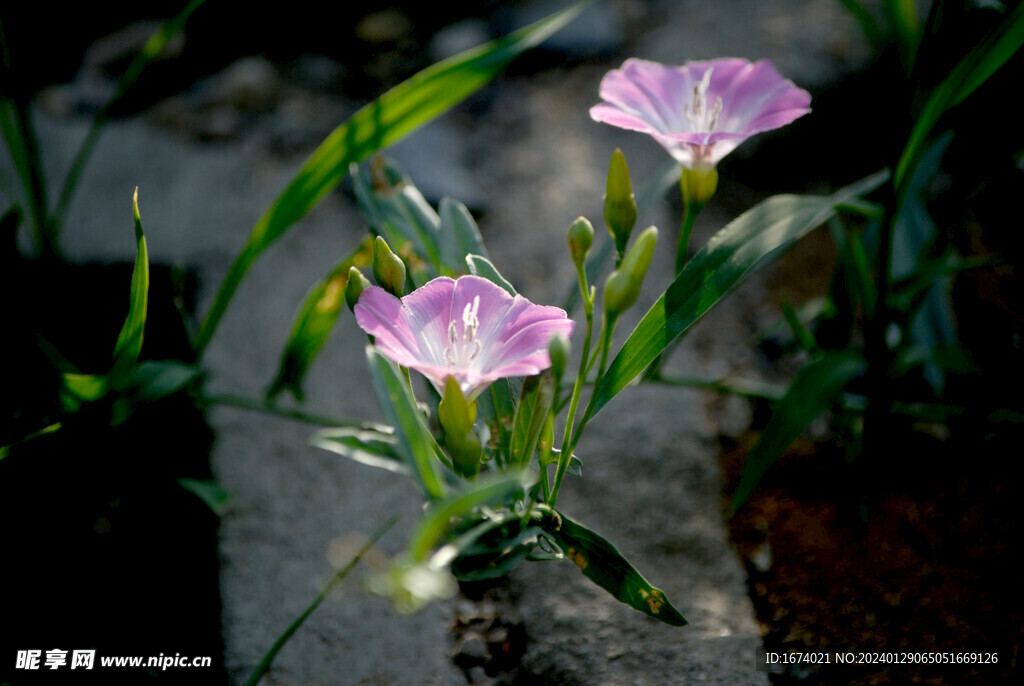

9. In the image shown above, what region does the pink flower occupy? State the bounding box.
[590,58,811,169]
[355,276,574,401]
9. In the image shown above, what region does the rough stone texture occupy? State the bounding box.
[6,1,875,682]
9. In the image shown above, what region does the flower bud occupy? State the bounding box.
[603,149,638,262]
[603,226,657,316]
[567,216,594,267]
[373,235,407,297]
[547,333,570,382]
[438,376,481,478]
[679,165,718,207]
[345,266,372,313]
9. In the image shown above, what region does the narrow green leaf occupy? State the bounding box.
[132,360,202,400]
[781,299,818,354]
[439,196,488,270]
[547,511,687,626]
[466,254,516,295]
[837,0,886,51]
[0,422,62,460]
[731,351,867,512]
[178,478,231,517]
[409,472,530,562]
[194,2,587,355]
[477,376,520,466]
[511,373,555,467]
[62,373,107,402]
[366,347,446,499]
[895,2,1024,191]
[109,189,149,387]
[52,0,209,230]
[311,426,409,477]
[884,0,921,73]
[267,238,374,400]
[352,157,442,279]
[545,450,584,477]
[588,171,888,420]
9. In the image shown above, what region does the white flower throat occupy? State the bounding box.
[445,295,481,368]
[684,67,723,134]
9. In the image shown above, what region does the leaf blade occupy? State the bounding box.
[548,512,687,626]
[588,171,888,419]
[731,351,867,512]
[194,2,587,355]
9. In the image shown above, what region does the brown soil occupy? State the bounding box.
[719,238,1024,685]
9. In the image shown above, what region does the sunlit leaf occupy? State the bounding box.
[267,238,374,400]
[587,171,888,420]
[466,254,516,296]
[366,347,446,499]
[311,425,409,477]
[731,351,867,512]
[546,511,687,626]
[511,373,555,468]
[195,2,586,355]
[438,196,488,270]
[408,472,530,562]
[109,188,149,388]
[352,157,442,281]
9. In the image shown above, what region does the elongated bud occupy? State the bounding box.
[373,235,406,296]
[438,376,481,478]
[603,149,638,262]
[567,216,594,267]
[603,226,657,316]
[548,333,570,382]
[345,266,372,312]
[679,166,718,207]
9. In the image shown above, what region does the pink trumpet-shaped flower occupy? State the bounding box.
[355,275,574,401]
[590,58,811,169]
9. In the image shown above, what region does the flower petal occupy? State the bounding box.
[591,57,811,169]
[356,275,574,401]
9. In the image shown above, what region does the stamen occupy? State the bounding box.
[683,67,721,134]
[444,296,482,368]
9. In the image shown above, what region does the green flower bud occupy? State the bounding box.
[679,165,718,207]
[345,266,372,313]
[603,148,638,262]
[567,216,594,267]
[373,235,407,297]
[438,376,481,478]
[603,226,657,316]
[547,333,570,382]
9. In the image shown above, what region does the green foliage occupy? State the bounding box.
[731,351,868,512]
[267,238,375,401]
[365,348,448,500]
[546,512,687,626]
[194,2,586,354]
[895,1,1024,193]
[588,171,889,421]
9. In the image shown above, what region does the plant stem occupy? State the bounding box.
[202,391,363,427]
[549,265,593,505]
[675,200,701,275]
[244,515,400,686]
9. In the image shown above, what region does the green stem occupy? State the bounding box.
[202,391,363,427]
[549,265,593,505]
[11,99,55,258]
[675,200,702,275]
[244,515,400,686]
[551,311,617,504]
